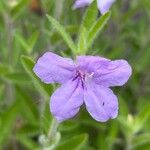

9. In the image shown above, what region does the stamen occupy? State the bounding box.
[89,72,94,78]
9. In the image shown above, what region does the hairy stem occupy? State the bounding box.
[125,135,132,150]
[48,118,59,141]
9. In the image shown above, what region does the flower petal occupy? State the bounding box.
[84,81,118,122]
[77,56,132,87]
[33,52,76,84]
[73,0,93,9]
[77,55,109,73]
[93,60,132,87]
[50,79,83,122]
[97,0,115,14]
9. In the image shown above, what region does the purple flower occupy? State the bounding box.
[33,52,132,122]
[73,0,116,14]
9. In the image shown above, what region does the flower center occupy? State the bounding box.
[73,70,94,88]
[73,70,85,81]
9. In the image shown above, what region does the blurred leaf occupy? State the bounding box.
[59,120,79,132]
[15,31,38,53]
[98,132,108,150]
[21,55,50,100]
[117,116,133,137]
[0,63,11,75]
[133,143,150,150]
[87,11,111,49]
[16,86,39,124]
[17,124,39,136]
[41,102,55,135]
[11,0,29,17]
[50,25,78,44]
[0,84,5,101]
[107,121,119,149]
[134,102,150,133]
[16,134,40,150]
[56,134,88,150]
[28,31,39,53]
[0,100,19,147]
[0,0,5,12]
[15,33,29,52]
[119,96,129,117]
[143,0,150,10]
[3,72,31,84]
[46,15,76,54]
[135,47,150,72]
[132,133,150,149]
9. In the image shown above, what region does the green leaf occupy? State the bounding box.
[0,100,19,147]
[50,25,78,45]
[59,120,79,132]
[135,47,150,72]
[17,124,40,136]
[117,116,133,137]
[16,86,39,124]
[46,15,76,54]
[87,11,111,49]
[0,63,11,75]
[15,33,30,52]
[0,84,5,101]
[134,102,150,133]
[0,0,5,12]
[40,102,53,134]
[77,1,97,54]
[11,0,29,17]
[132,133,150,149]
[28,31,39,53]
[56,134,88,150]
[107,121,119,149]
[21,55,51,100]
[16,134,40,150]
[133,143,150,150]
[15,31,38,53]
[97,132,109,150]
[77,26,87,54]
[3,72,31,84]
[82,1,97,30]
[119,96,129,117]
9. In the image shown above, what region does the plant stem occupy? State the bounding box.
[48,118,59,141]
[125,135,132,150]
[3,12,14,64]
[54,0,64,20]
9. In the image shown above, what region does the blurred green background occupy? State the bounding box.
[0,0,150,149]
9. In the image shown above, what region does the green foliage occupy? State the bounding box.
[132,133,150,149]
[0,100,19,148]
[0,63,11,75]
[77,6,111,54]
[0,0,150,149]
[15,31,39,54]
[82,1,98,30]
[77,26,87,54]
[16,86,39,124]
[16,134,41,150]
[21,55,51,100]
[11,0,30,18]
[46,15,77,55]
[55,134,88,150]
[3,72,31,84]
[87,11,111,49]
